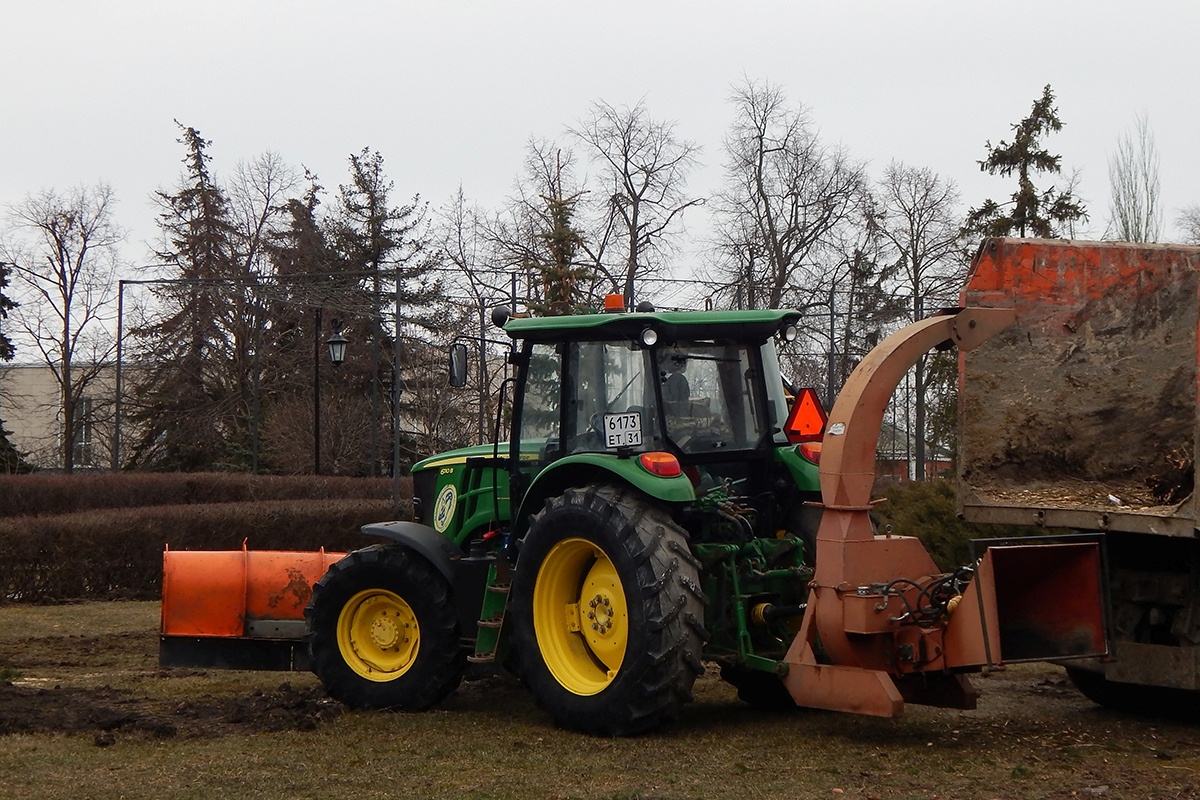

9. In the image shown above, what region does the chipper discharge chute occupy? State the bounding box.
[782,305,1109,716]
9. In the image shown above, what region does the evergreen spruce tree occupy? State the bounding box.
[326,148,441,475]
[964,85,1087,238]
[0,260,29,472]
[536,190,588,314]
[0,260,14,364]
[263,173,339,372]
[526,154,590,315]
[257,174,355,473]
[131,123,247,470]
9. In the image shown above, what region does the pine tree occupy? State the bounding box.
[326,148,442,475]
[131,123,248,470]
[964,85,1087,239]
[0,261,29,472]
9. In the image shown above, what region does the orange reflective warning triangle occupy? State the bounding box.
[784,387,827,444]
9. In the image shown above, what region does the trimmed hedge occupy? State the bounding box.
[0,473,399,518]
[0,499,400,602]
[0,473,413,602]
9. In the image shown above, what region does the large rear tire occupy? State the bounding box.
[305,544,465,710]
[511,486,707,736]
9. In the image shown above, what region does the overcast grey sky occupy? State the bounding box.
[3,1,1198,274]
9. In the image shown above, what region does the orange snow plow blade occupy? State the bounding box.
[160,545,346,671]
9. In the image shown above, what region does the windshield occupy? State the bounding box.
[657,341,767,455]
[564,340,661,455]
[515,337,772,461]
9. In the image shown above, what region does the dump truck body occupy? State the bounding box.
[960,238,1200,697]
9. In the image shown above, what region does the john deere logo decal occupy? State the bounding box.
[432,484,457,533]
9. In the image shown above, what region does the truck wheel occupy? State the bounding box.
[511,486,707,736]
[305,544,465,710]
[1067,667,1200,718]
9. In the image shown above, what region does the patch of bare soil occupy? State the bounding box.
[0,679,343,744]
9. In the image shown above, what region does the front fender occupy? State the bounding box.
[514,453,695,536]
[360,520,463,584]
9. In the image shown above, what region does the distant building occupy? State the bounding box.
[875,420,952,482]
[0,363,115,470]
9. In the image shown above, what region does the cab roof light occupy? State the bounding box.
[604,293,625,313]
[783,387,828,444]
[638,451,682,478]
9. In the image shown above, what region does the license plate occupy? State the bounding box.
[603,412,643,448]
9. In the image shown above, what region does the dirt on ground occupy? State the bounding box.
[3,601,1200,800]
[0,675,341,743]
[0,622,339,744]
[0,609,529,745]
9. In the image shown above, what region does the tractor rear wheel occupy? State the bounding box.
[511,486,707,736]
[305,544,465,710]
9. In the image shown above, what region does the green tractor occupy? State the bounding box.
[303,300,826,735]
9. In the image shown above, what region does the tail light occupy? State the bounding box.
[799,443,822,465]
[638,451,682,477]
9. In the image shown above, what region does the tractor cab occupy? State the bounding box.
[498,303,818,543]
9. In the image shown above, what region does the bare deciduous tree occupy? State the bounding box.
[1,183,121,471]
[1178,206,1200,245]
[571,101,701,305]
[875,162,966,477]
[1107,113,1162,242]
[876,162,965,315]
[228,151,299,276]
[435,187,513,443]
[710,79,866,309]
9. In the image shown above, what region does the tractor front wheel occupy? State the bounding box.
[511,486,707,736]
[305,544,465,710]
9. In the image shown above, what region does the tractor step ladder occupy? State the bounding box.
[468,566,510,663]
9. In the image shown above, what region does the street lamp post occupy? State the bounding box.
[313,312,349,475]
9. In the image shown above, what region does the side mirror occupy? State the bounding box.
[449,342,469,387]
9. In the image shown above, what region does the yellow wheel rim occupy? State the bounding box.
[532,537,627,696]
[336,588,420,682]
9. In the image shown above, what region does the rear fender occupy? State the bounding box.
[513,453,695,537]
[360,520,464,583]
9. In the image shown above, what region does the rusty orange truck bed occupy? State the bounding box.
[960,238,1200,705]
